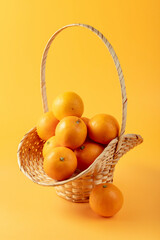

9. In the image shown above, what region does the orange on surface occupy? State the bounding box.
[88,114,119,145]
[43,147,77,181]
[36,111,59,141]
[74,141,105,171]
[89,183,123,217]
[55,116,87,149]
[43,136,60,157]
[52,92,84,120]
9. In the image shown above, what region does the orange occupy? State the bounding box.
[81,117,91,141]
[74,140,105,171]
[81,117,89,127]
[36,111,59,141]
[43,147,77,181]
[55,116,87,149]
[88,114,119,145]
[52,92,84,120]
[89,183,123,217]
[43,136,60,157]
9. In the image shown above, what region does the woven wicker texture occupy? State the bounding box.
[17,24,143,202]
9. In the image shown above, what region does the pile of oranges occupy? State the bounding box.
[36,91,123,217]
[36,91,119,180]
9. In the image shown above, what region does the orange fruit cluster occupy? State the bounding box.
[36,91,123,217]
[36,91,120,181]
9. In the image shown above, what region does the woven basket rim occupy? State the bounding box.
[17,127,143,187]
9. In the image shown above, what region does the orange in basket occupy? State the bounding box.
[52,92,84,120]
[88,114,120,145]
[55,116,87,150]
[74,140,105,171]
[43,147,77,181]
[17,23,143,203]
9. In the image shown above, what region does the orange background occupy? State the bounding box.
[0,0,160,239]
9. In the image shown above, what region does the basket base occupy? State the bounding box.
[55,189,90,203]
[55,177,113,203]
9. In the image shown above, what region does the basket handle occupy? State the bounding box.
[40,23,127,153]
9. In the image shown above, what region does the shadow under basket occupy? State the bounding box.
[17,23,143,203]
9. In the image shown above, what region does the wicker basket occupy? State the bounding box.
[17,23,143,203]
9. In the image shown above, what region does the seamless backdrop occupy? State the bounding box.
[0,1,160,240]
